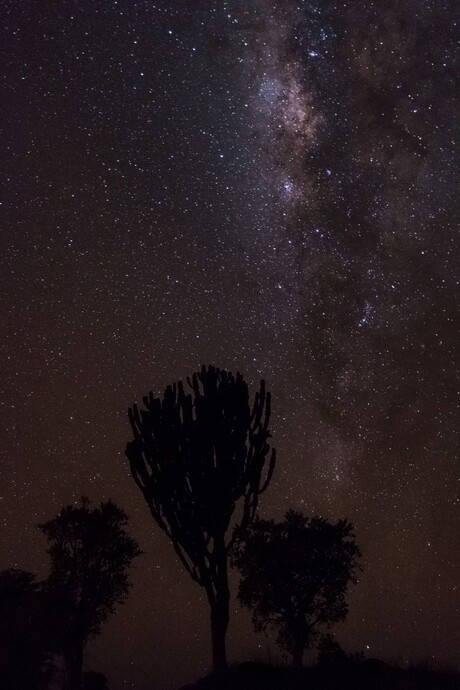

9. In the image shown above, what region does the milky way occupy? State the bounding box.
[0,2,458,689]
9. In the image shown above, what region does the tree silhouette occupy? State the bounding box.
[39,498,142,690]
[0,569,49,690]
[125,365,276,671]
[231,511,361,667]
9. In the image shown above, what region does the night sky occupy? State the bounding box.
[1,1,459,689]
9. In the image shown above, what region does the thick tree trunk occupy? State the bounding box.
[291,618,308,668]
[210,597,229,671]
[64,639,84,690]
[207,537,230,673]
[292,647,304,668]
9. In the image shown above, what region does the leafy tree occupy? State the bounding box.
[125,365,276,671]
[0,569,49,690]
[231,511,361,667]
[39,498,142,690]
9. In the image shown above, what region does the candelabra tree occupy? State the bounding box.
[125,365,276,672]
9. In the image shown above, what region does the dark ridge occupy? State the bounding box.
[177,660,460,690]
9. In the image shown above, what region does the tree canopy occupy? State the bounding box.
[39,498,142,690]
[125,365,276,671]
[231,511,361,667]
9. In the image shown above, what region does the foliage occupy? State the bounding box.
[39,497,142,642]
[125,365,276,670]
[39,498,142,690]
[231,511,361,666]
[0,569,49,690]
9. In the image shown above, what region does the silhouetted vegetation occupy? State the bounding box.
[125,365,276,671]
[0,563,116,690]
[180,659,460,690]
[3,366,454,690]
[231,512,361,667]
[0,569,50,690]
[316,634,364,668]
[39,497,142,690]
[82,670,109,690]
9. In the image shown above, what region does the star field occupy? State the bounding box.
[0,2,458,689]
